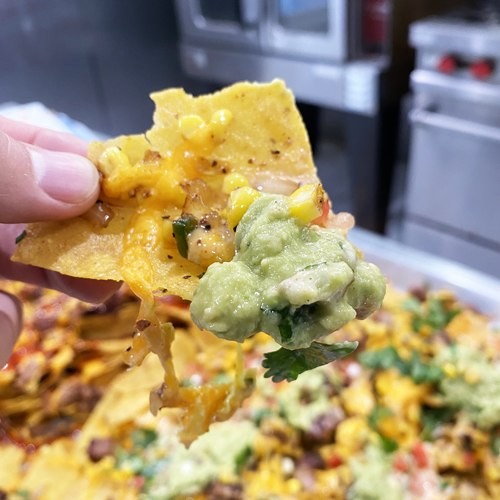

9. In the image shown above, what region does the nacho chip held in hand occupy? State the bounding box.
[14,80,320,300]
[13,80,385,441]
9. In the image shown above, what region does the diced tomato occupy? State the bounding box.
[327,453,343,468]
[133,476,145,490]
[463,451,476,469]
[393,452,410,473]
[312,199,330,227]
[411,442,428,468]
[5,345,39,370]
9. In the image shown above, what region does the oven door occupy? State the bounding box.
[174,0,263,49]
[405,108,500,248]
[262,0,355,62]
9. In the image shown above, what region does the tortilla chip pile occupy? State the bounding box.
[0,281,139,446]
[1,280,500,499]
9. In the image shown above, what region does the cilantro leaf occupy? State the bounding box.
[367,406,399,453]
[235,445,253,473]
[262,340,358,382]
[403,296,460,333]
[359,346,443,384]
[421,406,455,441]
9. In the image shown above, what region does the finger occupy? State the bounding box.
[46,273,121,304]
[0,116,88,156]
[0,131,99,223]
[0,291,22,367]
[0,223,121,304]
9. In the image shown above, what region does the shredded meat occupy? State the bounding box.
[205,482,243,500]
[56,381,102,413]
[87,438,115,463]
[302,407,344,447]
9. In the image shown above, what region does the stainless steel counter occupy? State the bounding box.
[351,228,500,317]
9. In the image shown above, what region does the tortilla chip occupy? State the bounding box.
[13,80,317,300]
[79,353,164,445]
[0,444,25,492]
[18,440,137,500]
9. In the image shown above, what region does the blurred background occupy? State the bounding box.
[1,0,499,278]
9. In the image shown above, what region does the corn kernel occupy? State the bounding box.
[210,108,233,138]
[443,362,457,378]
[464,369,480,385]
[178,114,212,146]
[286,478,302,494]
[155,171,187,208]
[227,187,261,229]
[222,172,250,194]
[287,183,325,224]
[99,146,131,176]
[178,114,205,139]
[99,147,139,199]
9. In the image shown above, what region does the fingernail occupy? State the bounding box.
[30,148,99,204]
[0,292,22,368]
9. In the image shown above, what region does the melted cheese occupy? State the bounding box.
[94,109,256,444]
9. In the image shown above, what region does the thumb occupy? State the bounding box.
[0,291,22,368]
[0,131,99,223]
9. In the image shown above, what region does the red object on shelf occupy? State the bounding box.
[362,0,390,54]
[437,55,457,74]
[470,59,494,80]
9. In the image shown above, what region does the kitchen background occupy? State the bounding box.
[1,0,499,278]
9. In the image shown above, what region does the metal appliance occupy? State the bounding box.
[174,0,390,115]
[403,4,500,277]
[174,0,465,231]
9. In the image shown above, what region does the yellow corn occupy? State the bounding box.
[98,146,138,199]
[287,183,325,224]
[443,362,457,378]
[98,146,131,176]
[226,187,261,229]
[210,108,233,138]
[222,172,250,194]
[178,114,210,145]
[464,369,480,385]
[286,478,302,494]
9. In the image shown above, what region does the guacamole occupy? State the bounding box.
[437,345,500,430]
[191,195,385,349]
[147,420,257,499]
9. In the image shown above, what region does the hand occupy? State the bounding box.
[0,116,120,366]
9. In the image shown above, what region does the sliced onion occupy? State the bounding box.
[81,201,115,228]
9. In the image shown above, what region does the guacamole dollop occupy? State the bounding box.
[437,345,500,430]
[190,195,385,349]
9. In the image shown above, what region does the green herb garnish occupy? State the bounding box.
[491,434,500,456]
[172,214,197,258]
[264,304,321,344]
[131,428,158,449]
[262,340,358,382]
[360,346,442,384]
[368,406,399,453]
[421,406,455,441]
[235,446,253,473]
[403,296,460,333]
